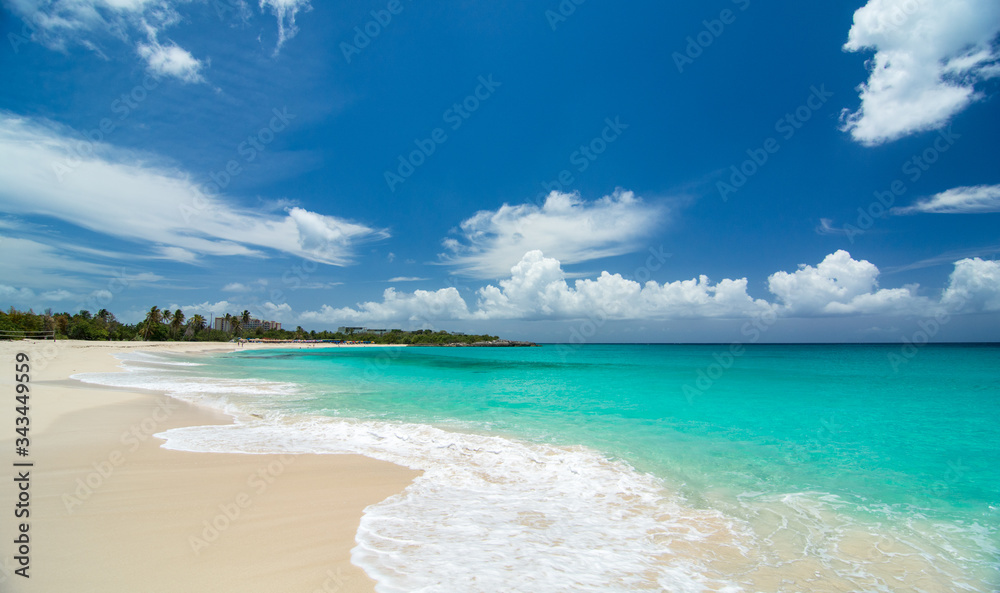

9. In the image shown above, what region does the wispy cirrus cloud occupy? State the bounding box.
[0,236,164,308]
[9,0,311,79]
[840,0,1000,145]
[893,184,1000,214]
[440,190,666,279]
[258,0,311,54]
[0,236,129,290]
[0,113,388,267]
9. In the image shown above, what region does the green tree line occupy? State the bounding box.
[0,306,499,344]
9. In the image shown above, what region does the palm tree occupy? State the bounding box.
[139,306,162,341]
[170,309,185,339]
[241,310,251,327]
[226,313,241,337]
[189,314,206,333]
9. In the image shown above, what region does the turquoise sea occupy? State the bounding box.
[78,344,1000,592]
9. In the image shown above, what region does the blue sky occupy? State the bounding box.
[1,0,999,342]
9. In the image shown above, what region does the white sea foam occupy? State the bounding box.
[160,418,755,592]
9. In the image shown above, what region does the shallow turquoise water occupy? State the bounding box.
[92,343,1000,591]
[221,344,1000,518]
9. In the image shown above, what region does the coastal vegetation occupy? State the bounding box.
[0,306,499,344]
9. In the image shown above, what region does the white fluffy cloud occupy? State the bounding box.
[841,0,1000,145]
[767,250,933,315]
[941,257,1000,312]
[300,250,1000,324]
[0,285,38,303]
[9,0,205,82]
[472,251,772,320]
[222,279,268,292]
[137,38,205,83]
[441,190,665,278]
[0,114,387,266]
[894,184,1000,214]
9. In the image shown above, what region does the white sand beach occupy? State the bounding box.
[0,340,419,593]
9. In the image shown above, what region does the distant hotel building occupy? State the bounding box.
[214,317,282,332]
[337,326,391,335]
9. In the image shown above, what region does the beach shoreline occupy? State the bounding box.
[0,340,420,593]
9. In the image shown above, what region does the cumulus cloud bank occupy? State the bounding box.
[767,250,932,316]
[301,250,1000,324]
[300,288,471,324]
[841,0,1000,145]
[472,251,771,320]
